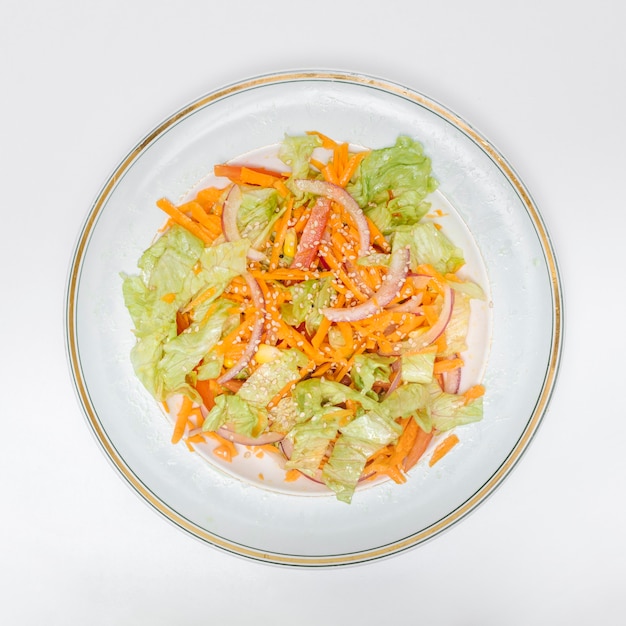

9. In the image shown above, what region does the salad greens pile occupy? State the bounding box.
[122,132,485,503]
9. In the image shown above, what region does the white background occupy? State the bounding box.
[2,1,624,624]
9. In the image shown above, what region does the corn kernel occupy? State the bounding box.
[283,228,297,258]
[255,343,282,364]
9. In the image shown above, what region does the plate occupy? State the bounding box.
[65,70,562,566]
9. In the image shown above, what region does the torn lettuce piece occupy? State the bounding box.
[279,133,323,179]
[351,354,395,398]
[347,136,438,233]
[322,411,401,503]
[237,188,282,248]
[202,393,267,438]
[293,378,379,422]
[392,221,464,275]
[280,277,333,336]
[401,348,436,384]
[428,382,483,432]
[238,349,308,409]
[156,298,233,396]
[380,382,432,433]
[284,412,341,479]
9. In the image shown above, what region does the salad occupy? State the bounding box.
[122,132,486,503]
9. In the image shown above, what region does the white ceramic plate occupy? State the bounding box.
[65,70,562,566]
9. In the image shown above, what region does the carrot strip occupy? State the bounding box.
[171,396,193,444]
[433,357,465,374]
[269,199,294,270]
[429,434,459,466]
[306,130,338,149]
[463,384,485,404]
[195,186,226,210]
[156,198,212,244]
[338,151,368,187]
[240,166,282,188]
[403,427,434,471]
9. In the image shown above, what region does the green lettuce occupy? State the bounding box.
[279,133,322,179]
[280,277,333,336]
[156,298,233,396]
[380,382,432,432]
[122,227,250,401]
[351,354,395,398]
[392,221,464,275]
[238,349,308,409]
[321,411,401,503]
[428,383,483,432]
[284,414,341,478]
[237,188,281,248]
[202,393,266,438]
[347,136,438,234]
[401,349,436,384]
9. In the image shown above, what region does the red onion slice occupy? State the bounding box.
[404,284,455,352]
[293,179,371,256]
[217,273,265,384]
[222,185,266,262]
[321,246,410,322]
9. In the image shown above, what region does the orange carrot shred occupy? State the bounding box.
[429,434,460,467]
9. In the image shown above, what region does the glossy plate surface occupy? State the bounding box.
[66,70,562,566]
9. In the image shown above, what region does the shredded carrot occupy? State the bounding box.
[339,151,368,187]
[429,434,460,466]
[285,469,302,482]
[195,186,226,210]
[462,384,485,404]
[156,198,213,244]
[433,357,465,374]
[240,166,282,188]
[161,292,176,304]
[171,396,193,444]
[269,199,294,270]
[205,431,238,462]
[306,130,338,150]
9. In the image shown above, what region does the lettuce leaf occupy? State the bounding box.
[321,411,401,503]
[237,188,281,247]
[401,348,436,384]
[156,298,232,395]
[348,136,438,234]
[238,349,308,409]
[202,393,266,437]
[428,383,483,432]
[351,354,395,398]
[279,133,322,179]
[392,221,464,275]
[280,277,333,336]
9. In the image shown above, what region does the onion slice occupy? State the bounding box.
[222,185,266,262]
[442,358,462,394]
[402,284,455,353]
[321,246,410,322]
[217,273,265,384]
[293,179,371,256]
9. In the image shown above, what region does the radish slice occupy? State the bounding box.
[290,197,331,269]
[321,246,410,322]
[293,179,371,256]
[216,424,285,446]
[222,185,266,262]
[217,273,265,384]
